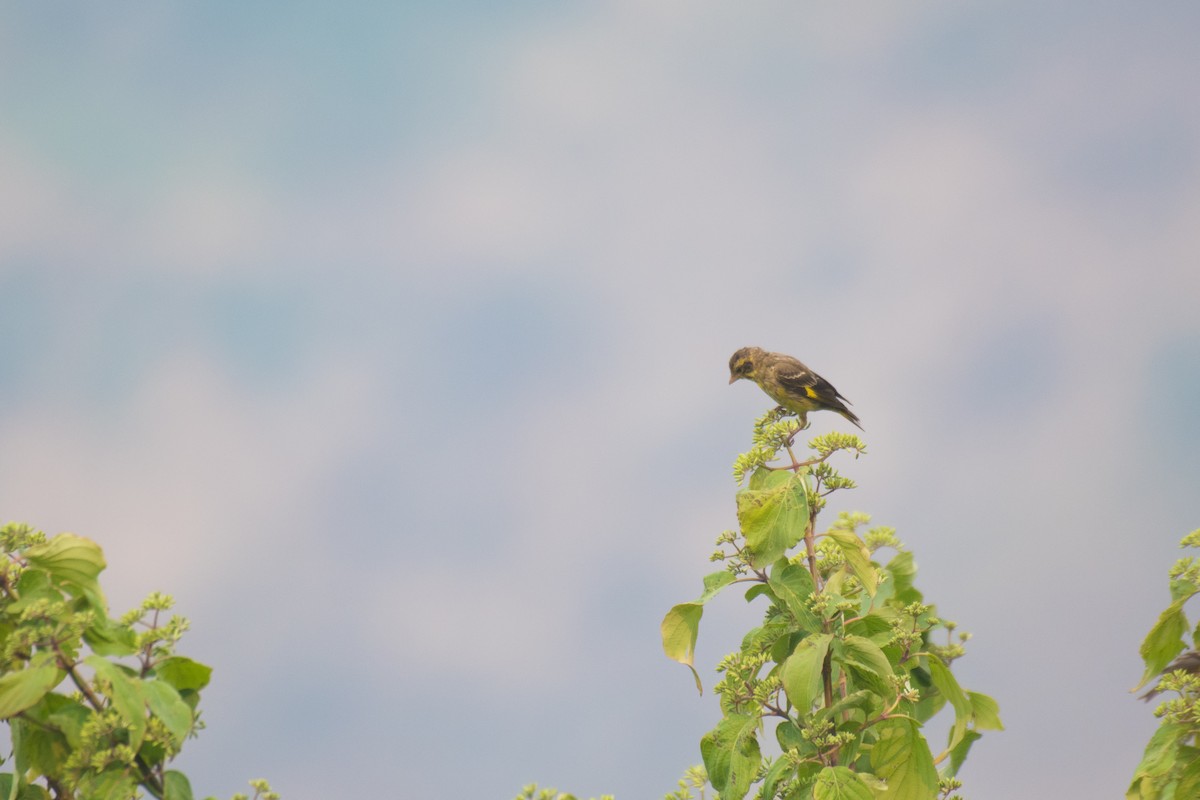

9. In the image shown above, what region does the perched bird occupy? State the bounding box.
[1140,650,1200,701]
[728,346,862,430]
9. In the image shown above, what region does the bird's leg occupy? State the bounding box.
[784,412,810,449]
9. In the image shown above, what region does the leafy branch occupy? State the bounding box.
[0,521,275,800]
[662,412,1001,799]
[1128,529,1200,799]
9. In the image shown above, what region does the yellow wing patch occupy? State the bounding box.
[804,387,818,399]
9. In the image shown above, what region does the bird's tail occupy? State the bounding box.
[837,406,863,431]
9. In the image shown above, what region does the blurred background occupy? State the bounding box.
[1,2,1198,797]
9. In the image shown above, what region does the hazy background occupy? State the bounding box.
[1,2,1198,797]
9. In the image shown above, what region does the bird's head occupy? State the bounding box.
[728,347,765,384]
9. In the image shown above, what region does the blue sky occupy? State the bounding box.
[1,2,1199,798]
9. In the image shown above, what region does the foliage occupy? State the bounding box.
[661,411,1002,800]
[513,784,614,800]
[0,521,274,800]
[662,766,709,800]
[1128,529,1200,799]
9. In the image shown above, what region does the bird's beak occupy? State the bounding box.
[728,374,738,385]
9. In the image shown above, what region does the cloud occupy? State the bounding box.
[0,346,384,607]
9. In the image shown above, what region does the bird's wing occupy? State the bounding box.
[775,359,849,405]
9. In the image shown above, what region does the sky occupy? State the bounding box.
[1,1,1198,798]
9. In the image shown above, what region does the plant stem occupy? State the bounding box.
[795,468,837,763]
[136,755,165,799]
[55,644,105,712]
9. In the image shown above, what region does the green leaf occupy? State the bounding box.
[737,469,810,568]
[820,690,881,727]
[662,572,739,694]
[840,642,897,695]
[164,770,195,800]
[86,655,147,748]
[1125,773,1152,800]
[8,570,62,613]
[154,656,213,692]
[813,766,874,800]
[83,614,138,658]
[0,666,63,719]
[76,770,137,800]
[1127,722,1188,794]
[839,635,895,698]
[884,551,922,604]
[768,562,822,632]
[1169,578,1198,603]
[740,623,773,652]
[760,756,793,800]
[926,655,971,750]
[11,718,67,782]
[1137,600,1189,690]
[967,691,1004,731]
[910,689,946,726]
[946,730,982,777]
[1128,724,1185,782]
[9,723,24,800]
[781,633,833,713]
[744,583,771,603]
[769,628,799,664]
[23,534,106,609]
[825,530,877,597]
[142,680,194,745]
[846,612,894,643]
[1177,752,1200,800]
[661,603,704,694]
[868,570,896,607]
[0,776,49,800]
[700,714,761,800]
[869,718,939,800]
[701,570,736,599]
[776,720,806,753]
[41,695,90,752]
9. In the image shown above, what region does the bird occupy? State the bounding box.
[1140,650,1200,701]
[728,346,862,430]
